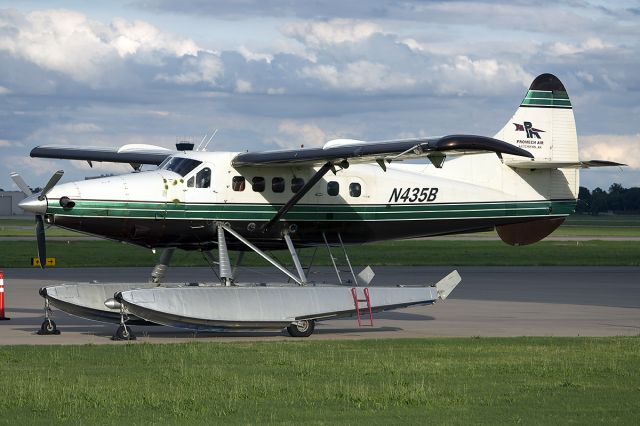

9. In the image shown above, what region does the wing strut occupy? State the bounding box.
[263,161,334,231]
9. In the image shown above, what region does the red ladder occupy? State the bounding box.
[351,287,373,326]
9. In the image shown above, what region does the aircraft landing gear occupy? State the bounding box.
[113,324,136,341]
[286,319,315,337]
[37,318,60,335]
[37,298,60,335]
[111,302,136,341]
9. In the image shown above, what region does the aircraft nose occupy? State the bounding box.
[18,194,47,215]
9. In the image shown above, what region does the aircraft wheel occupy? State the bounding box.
[37,319,60,335]
[112,325,136,341]
[286,320,315,337]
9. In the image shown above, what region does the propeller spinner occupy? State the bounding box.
[11,170,64,269]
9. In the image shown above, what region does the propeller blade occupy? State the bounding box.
[36,215,46,269]
[38,170,64,201]
[10,172,33,196]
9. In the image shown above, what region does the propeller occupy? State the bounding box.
[11,170,64,269]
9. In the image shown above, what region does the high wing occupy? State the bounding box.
[231,134,533,168]
[30,144,172,166]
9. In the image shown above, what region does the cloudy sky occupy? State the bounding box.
[1,0,638,191]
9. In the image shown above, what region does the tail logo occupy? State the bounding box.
[513,121,545,139]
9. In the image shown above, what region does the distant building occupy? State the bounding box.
[0,191,27,216]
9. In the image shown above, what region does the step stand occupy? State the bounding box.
[351,287,374,327]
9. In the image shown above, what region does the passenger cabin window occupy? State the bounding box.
[232,176,245,191]
[252,177,265,192]
[327,181,339,196]
[162,157,202,177]
[349,182,361,197]
[291,177,305,193]
[272,177,285,193]
[196,167,211,188]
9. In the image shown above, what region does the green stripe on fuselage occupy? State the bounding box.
[47,200,576,221]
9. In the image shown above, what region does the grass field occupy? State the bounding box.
[0,338,637,424]
[1,239,640,268]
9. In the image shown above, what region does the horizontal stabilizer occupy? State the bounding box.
[434,270,461,300]
[506,159,626,169]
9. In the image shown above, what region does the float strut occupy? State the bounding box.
[221,224,304,286]
[284,232,307,284]
[217,223,233,286]
[150,248,175,284]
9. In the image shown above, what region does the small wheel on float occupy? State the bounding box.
[112,324,136,341]
[286,320,315,337]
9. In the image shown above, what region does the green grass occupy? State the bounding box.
[0,218,83,237]
[557,214,640,237]
[1,239,640,268]
[564,214,640,227]
[0,338,637,424]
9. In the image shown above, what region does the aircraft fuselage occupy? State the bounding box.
[35,150,576,250]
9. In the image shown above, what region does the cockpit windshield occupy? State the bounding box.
[160,157,202,177]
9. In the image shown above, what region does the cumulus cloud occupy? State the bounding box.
[272,120,328,149]
[155,53,223,85]
[109,18,198,58]
[0,9,205,87]
[58,123,103,133]
[235,79,253,93]
[301,61,416,92]
[549,37,612,56]
[434,56,533,95]
[237,46,273,63]
[282,19,381,48]
[2,155,62,178]
[580,134,640,168]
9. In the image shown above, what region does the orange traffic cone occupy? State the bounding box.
[0,271,10,320]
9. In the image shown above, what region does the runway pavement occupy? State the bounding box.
[0,266,638,344]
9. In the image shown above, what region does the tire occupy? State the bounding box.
[114,325,136,341]
[37,319,60,335]
[286,320,315,337]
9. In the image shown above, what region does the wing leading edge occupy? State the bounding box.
[30,145,172,166]
[231,134,533,167]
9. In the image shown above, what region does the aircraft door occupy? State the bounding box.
[184,165,217,213]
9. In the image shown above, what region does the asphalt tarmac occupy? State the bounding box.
[0,266,638,344]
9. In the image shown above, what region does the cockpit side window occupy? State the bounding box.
[196,167,211,188]
[162,157,202,177]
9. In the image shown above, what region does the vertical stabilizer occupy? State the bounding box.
[495,73,578,163]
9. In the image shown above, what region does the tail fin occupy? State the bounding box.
[494,73,578,163]
[494,74,578,246]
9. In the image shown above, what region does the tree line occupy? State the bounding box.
[577,183,640,215]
